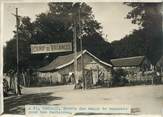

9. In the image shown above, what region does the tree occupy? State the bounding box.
[111,29,146,58]
[111,3,162,65]
[4,2,112,73]
[4,17,35,72]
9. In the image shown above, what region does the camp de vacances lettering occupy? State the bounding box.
[31,43,72,54]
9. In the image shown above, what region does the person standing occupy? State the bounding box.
[14,72,22,95]
[3,79,9,97]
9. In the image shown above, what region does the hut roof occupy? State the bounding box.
[38,50,112,72]
[111,56,145,67]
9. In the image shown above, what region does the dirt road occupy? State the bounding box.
[4,85,163,115]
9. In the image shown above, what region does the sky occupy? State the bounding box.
[2,2,139,44]
[87,2,139,42]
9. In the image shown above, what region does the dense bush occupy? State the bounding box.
[111,69,128,86]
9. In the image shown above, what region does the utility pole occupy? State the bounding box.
[15,8,21,95]
[73,11,78,85]
[16,8,19,77]
[78,5,85,89]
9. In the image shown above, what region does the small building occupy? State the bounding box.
[111,56,152,71]
[37,50,112,86]
[111,56,153,82]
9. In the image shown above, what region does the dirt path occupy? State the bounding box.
[4,85,163,115]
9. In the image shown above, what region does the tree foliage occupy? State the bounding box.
[4,2,112,73]
[112,3,162,65]
[4,3,161,73]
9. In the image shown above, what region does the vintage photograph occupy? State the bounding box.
[2,2,163,115]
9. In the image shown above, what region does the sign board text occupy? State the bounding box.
[31,42,72,54]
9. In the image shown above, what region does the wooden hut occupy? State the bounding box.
[37,50,112,86]
[111,56,153,83]
[111,56,152,71]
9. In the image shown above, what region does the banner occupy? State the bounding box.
[31,42,72,54]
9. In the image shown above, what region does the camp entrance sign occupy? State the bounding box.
[31,42,72,54]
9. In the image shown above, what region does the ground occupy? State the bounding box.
[4,84,163,115]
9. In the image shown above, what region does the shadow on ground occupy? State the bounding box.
[4,92,62,115]
[131,108,141,114]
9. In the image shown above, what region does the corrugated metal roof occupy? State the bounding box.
[38,50,112,72]
[111,56,145,67]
